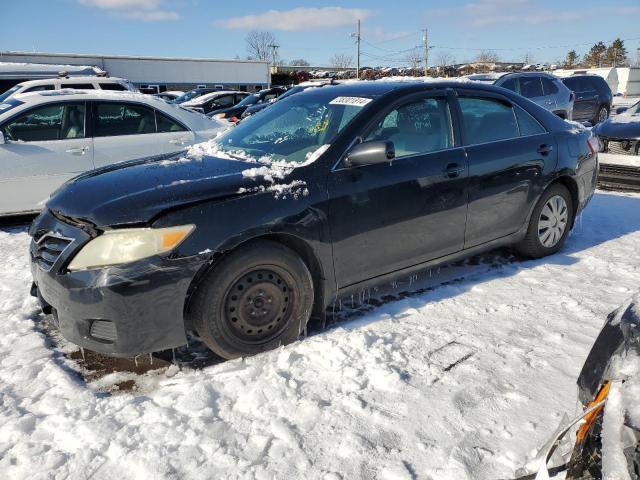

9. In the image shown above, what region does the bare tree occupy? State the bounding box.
[404,49,423,70]
[521,52,535,65]
[246,30,277,62]
[474,50,499,63]
[435,51,455,68]
[289,58,310,67]
[329,53,354,69]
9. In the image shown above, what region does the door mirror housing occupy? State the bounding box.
[615,106,628,115]
[346,140,395,167]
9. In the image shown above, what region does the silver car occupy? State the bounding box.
[466,72,574,120]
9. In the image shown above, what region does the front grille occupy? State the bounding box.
[598,163,640,191]
[603,139,639,156]
[33,233,74,272]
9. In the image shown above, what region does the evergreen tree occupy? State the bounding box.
[564,50,579,68]
[605,38,628,67]
[583,41,607,67]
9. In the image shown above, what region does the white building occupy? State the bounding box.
[0,51,270,93]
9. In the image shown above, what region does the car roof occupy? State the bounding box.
[182,90,239,103]
[11,89,166,106]
[15,76,127,87]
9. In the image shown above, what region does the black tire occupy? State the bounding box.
[190,240,314,359]
[593,105,609,125]
[515,183,574,259]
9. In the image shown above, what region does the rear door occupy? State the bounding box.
[92,101,167,167]
[454,92,557,247]
[519,76,555,112]
[327,92,469,287]
[155,110,195,153]
[0,102,93,214]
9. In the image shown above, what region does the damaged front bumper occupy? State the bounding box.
[30,211,207,357]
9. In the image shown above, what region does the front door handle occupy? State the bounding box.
[65,146,88,155]
[443,163,464,178]
[537,144,553,155]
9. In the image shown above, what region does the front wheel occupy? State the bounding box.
[594,105,609,125]
[190,240,314,359]
[516,184,574,258]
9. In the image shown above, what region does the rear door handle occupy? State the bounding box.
[65,146,88,155]
[537,144,553,155]
[443,163,464,178]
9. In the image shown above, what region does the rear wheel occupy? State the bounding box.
[190,240,314,359]
[516,184,574,258]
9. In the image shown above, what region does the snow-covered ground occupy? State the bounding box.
[1,190,639,480]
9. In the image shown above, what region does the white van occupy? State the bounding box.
[0,76,136,102]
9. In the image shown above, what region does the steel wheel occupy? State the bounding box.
[223,268,293,343]
[538,195,569,248]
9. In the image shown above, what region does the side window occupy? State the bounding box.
[23,85,55,93]
[2,103,85,142]
[95,103,157,137]
[458,97,519,144]
[365,97,453,158]
[519,77,544,98]
[563,78,578,92]
[514,105,546,136]
[61,83,95,89]
[500,78,518,92]
[156,110,187,133]
[541,78,559,95]
[236,94,248,103]
[212,95,234,107]
[100,83,127,91]
[264,93,278,101]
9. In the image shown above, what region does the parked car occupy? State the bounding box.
[530,296,640,479]
[153,91,184,102]
[181,90,250,115]
[209,87,287,122]
[594,100,640,156]
[562,74,613,125]
[172,88,225,105]
[0,76,135,102]
[240,82,333,119]
[468,72,574,120]
[0,90,224,215]
[29,81,598,360]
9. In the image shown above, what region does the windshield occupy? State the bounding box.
[0,85,21,103]
[236,94,260,107]
[174,90,208,103]
[213,91,371,164]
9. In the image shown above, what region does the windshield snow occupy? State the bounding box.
[213,91,371,164]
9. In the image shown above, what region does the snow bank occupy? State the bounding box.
[1,190,640,479]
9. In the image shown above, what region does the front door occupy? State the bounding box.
[0,102,93,214]
[327,94,468,288]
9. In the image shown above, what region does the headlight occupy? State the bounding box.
[67,225,195,271]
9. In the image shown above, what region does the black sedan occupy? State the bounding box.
[595,100,640,156]
[29,81,598,359]
[209,86,287,122]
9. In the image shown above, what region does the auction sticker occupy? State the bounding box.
[329,96,372,107]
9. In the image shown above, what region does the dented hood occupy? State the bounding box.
[46,152,262,227]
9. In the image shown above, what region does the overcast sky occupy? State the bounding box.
[2,0,639,66]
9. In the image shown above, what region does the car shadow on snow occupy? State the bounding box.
[13,191,640,394]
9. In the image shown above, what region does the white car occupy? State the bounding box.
[0,76,136,102]
[0,90,225,216]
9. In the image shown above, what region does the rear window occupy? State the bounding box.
[501,78,517,92]
[541,78,558,95]
[62,83,95,89]
[514,105,545,136]
[156,110,186,133]
[459,97,519,144]
[100,83,127,91]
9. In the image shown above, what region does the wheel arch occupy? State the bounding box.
[547,175,580,229]
[183,232,329,330]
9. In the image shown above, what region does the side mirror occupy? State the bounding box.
[616,106,628,115]
[0,131,4,145]
[346,140,395,167]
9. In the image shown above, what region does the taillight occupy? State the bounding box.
[230,116,239,123]
[587,135,600,154]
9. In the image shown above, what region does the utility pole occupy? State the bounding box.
[422,28,429,77]
[351,20,361,79]
[613,47,617,68]
[268,43,280,67]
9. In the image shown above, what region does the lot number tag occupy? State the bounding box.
[329,97,372,107]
